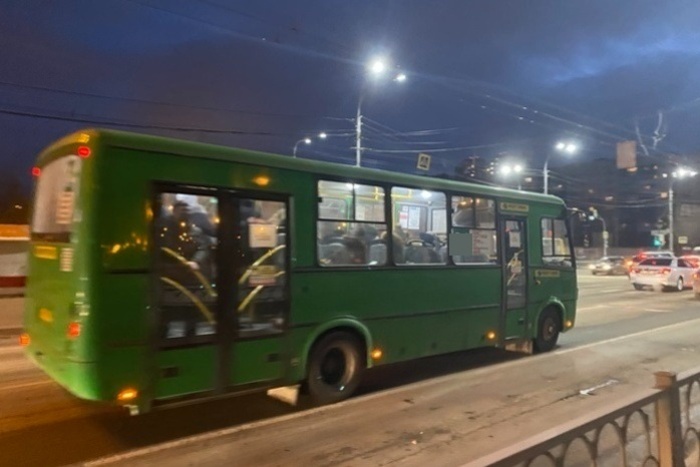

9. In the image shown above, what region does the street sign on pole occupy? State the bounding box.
[417,153,431,171]
[651,229,669,236]
[678,236,688,245]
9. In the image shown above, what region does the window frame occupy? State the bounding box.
[539,215,574,269]
[447,193,500,267]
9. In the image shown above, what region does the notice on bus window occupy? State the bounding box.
[249,265,278,286]
[399,208,409,229]
[408,207,421,230]
[55,191,75,225]
[509,231,521,248]
[472,230,494,256]
[249,223,277,248]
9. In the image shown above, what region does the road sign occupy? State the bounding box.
[417,153,431,171]
[602,231,609,240]
[678,236,689,245]
[651,229,669,236]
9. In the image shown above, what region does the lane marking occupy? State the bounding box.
[83,315,700,466]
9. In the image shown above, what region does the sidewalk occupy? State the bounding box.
[0,297,23,338]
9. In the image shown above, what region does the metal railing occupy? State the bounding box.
[464,369,700,467]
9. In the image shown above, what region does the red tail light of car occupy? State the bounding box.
[660,267,672,275]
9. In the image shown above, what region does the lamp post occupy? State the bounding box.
[499,163,525,190]
[668,168,698,253]
[543,141,577,195]
[293,137,312,158]
[292,132,328,158]
[588,207,608,258]
[355,58,406,167]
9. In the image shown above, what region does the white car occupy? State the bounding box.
[630,257,696,292]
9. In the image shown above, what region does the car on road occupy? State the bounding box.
[630,257,696,292]
[588,256,628,275]
[626,250,674,275]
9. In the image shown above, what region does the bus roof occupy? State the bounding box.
[39,128,566,207]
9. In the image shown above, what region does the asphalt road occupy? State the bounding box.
[1,273,699,466]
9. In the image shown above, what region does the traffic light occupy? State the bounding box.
[652,235,664,247]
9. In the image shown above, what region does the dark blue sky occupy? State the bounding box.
[1,0,700,182]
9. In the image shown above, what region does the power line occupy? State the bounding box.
[0,80,350,121]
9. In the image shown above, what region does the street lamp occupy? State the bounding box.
[588,207,608,258]
[355,57,406,167]
[292,132,329,158]
[498,163,525,190]
[292,137,312,158]
[543,141,578,195]
[668,167,698,253]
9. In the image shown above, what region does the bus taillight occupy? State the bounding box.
[67,322,81,339]
[77,146,91,158]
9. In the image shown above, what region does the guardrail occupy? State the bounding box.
[464,370,700,467]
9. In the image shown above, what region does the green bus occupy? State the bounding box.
[22,129,577,414]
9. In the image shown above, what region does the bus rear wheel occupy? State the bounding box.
[534,308,561,353]
[306,331,365,405]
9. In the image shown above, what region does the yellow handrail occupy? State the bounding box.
[161,246,217,298]
[160,276,216,324]
[237,271,285,314]
[237,244,286,286]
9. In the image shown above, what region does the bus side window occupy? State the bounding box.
[317,180,387,267]
[541,217,573,267]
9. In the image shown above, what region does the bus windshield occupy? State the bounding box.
[32,155,82,243]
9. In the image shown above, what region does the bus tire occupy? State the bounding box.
[305,331,365,405]
[534,308,560,353]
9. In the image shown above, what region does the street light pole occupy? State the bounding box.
[543,141,578,195]
[668,181,674,253]
[543,155,551,195]
[292,137,311,158]
[355,92,364,167]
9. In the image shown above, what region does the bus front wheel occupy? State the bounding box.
[534,308,561,353]
[305,331,365,405]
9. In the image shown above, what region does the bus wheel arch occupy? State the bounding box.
[533,304,563,353]
[301,322,370,405]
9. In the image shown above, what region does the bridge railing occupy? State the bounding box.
[463,369,700,467]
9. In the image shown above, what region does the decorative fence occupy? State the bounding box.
[464,369,700,467]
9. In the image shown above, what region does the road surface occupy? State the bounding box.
[1,273,699,466]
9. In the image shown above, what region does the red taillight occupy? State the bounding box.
[19,333,30,347]
[67,322,81,339]
[31,167,41,177]
[660,267,672,275]
[77,146,91,158]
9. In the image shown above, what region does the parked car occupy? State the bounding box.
[588,256,628,275]
[630,257,696,292]
[626,250,674,275]
[694,270,700,299]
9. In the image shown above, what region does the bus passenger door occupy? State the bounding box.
[222,195,288,387]
[500,218,528,342]
[152,190,221,400]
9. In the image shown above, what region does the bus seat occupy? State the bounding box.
[369,243,387,265]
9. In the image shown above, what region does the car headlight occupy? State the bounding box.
[602,264,611,270]
[588,264,596,269]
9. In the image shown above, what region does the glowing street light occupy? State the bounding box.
[499,163,525,190]
[544,141,578,194]
[355,57,407,167]
[318,132,327,140]
[292,137,312,158]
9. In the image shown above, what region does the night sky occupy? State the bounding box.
[2,0,700,184]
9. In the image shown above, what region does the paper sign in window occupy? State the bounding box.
[56,191,75,225]
[509,231,521,248]
[249,223,277,248]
